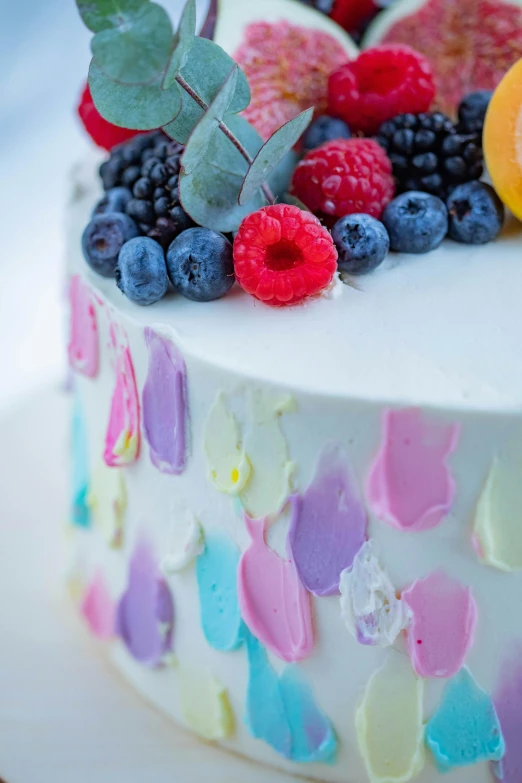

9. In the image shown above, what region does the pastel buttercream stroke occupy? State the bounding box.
[177,665,234,741]
[104,324,140,467]
[367,408,460,532]
[426,667,505,772]
[71,396,91,528]
[238,515,314,662]
[239,392,296,520]
[196,531,246,652]
[116,538,174,667]
[245,632,337,763]
[356,652,425,783]
[474,437,522,571]
[80,570,115,640]
[204,392,251,494]
[402,571,477,678]
[160,509,204,573]
[493,644,522,783]
[290,443,367,596]
[142,328,189,475]
[339,540,410,647]
[87,459,127,548]
[68,274,99,378]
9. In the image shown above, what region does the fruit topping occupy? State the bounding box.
[376,112,483,198]
[484,58,522,222]
[98,131,194,250]
[303,115,352,152]
[233,204,338,306]
[328,45,435,135]
[457,90,493,135]
[92,187,132,217]
[291,138,395,224]
[77,83,144,152]
[382,191,448,253]
[222,7,357,141]
[363,0,522,117]
[82,213,139,278]
[446,182,505,245]
[116,237,169,305]
[166,228,235,302]
[332,214,390,275]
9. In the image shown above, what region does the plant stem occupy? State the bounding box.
[176,74,275,204]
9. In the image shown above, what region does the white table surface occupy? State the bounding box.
[0,387,310,783]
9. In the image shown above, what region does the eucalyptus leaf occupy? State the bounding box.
[239,109,313,205]
[91,3,173,85]
[181,67,239,175]
[162,37,250,144]
[163,0,196,90]
[179,115,264,232]
[89,60,181,129]
[77,0,148,33]
[282,193,312,212]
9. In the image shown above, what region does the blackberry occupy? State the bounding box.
[375,112,483,199]
[98,131,194,250]
[457,90,493,136]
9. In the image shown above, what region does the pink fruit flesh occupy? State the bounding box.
[378,0,522,116]
[234,21,350,141]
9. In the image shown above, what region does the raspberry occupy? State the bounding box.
[330,0,377,35]
[291,138,395,224]
[77,83,143,151]
[328,45,436,135]
[233,204,338,307]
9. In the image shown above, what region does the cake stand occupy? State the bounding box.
[0,387,310,783]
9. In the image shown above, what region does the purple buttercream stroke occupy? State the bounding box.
[142,328,189,475]
[493,643,522,782]
[289,443,368,597]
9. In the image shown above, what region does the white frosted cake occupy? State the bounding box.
[67,0,522,781]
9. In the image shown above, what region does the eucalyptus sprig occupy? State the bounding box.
[76,0,313,231]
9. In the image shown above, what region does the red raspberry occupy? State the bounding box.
[77,83,144,151]
[328,45,436,135]
[330,0,377,35]
[233,204,338,307]
[291,138,395,223]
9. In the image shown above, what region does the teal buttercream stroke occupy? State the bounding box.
[196,531,246,651]
[426,668,505,773]
[71,395,91,528]
[245,631,338,764]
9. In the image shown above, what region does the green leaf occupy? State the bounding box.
[179,116,264,232]
[163,0,196,90]
[239,109,313,205]
[181,67,239,175]
[91,3,173,85]
[89,60,181,129]
[77,0,148,34]
[162,37,250,144]
[282,193,312,212]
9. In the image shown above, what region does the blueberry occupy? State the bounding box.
[166,228,235,302]
[303,115,351,152]
[82,213,139,277]
[116,237,168,305]
[446,181,504,244]
[92,187,132,217]
[331,214,389,275]
[382,192,448,254]
[458,90,493,134]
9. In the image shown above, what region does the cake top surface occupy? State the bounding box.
[70,158,522,413]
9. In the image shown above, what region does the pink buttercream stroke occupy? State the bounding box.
[80,570,115,640]
[104,324,141,467]
[142,328,188,475]
[68,275,99,378]
[238,513,314,663]
[366,407,460,532]
[402,571,477,678]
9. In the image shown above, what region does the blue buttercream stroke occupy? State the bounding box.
[71,395,91,528]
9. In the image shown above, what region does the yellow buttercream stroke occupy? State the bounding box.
[177,664,235,741]
[356,652,425,783]
[87,460,127,549]
[204,392,251,495]
[474,440,522,572]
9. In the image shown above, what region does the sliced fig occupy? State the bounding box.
[363,0,522,116]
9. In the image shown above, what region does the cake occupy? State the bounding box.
[67,1,522,782]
